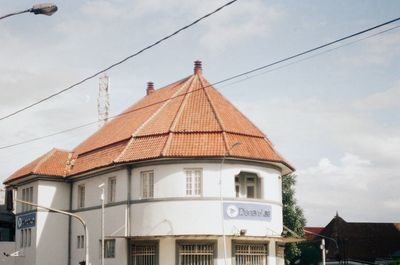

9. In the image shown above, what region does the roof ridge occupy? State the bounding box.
[199,76,229,154]
[132,76,195,138]
[161,76,196,156]
[202,77,267,138]
[114,137,135,163]
[77,138,130,157]
[168,76,197,132]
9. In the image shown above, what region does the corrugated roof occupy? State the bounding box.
[4,61,293,183]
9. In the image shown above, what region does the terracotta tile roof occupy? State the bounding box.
[70,140,128,175]
[4,148,70,184]
[5,61,294,183]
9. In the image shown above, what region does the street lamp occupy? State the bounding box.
[219,142,241,265]
[303,228,339,265]
[0,3,58,20]
[1,187,90,265]
[98,183,105,265]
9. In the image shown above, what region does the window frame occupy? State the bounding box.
[77,184,85,208]
[21,186,34,212]
[104,239,116,258]
[140,170,154,199]
[176,240,216,265]
[130,240,159,265]
[232,241,268,265]
[77,235,84,249]
[184,168,203,197]
[235,173,261,199]
[108,177,117,203]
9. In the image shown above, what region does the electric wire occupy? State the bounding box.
[218,24,400,89]
[211,16,400,87]
[1,19,400,151]
[0,0,238,122]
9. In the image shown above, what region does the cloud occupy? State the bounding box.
[198,0,284,52]
[354,82,400,110]
[339,29,400,67]
[235,90,400,225]
[297,153,400,226]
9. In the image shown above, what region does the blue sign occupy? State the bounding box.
[223,202,271,221]
[17,212,36,229]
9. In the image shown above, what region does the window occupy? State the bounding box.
[78,185,85,208]
[177,241,215,265]
[235,173,260,199]
[276,243,284,258]
[185,169,202,196]
[20,230,24,248]
[130,241,158,265]
[141,171,154,199]
[27,229,31,247]
[20,228,32,248]
[77,235,84,249]
[233,242,268,265]
[21,187,33,211]
[108,177,116,203]
[104,239,116,258]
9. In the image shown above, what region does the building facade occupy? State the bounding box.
[4,61,294,265]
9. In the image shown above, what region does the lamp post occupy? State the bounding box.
[98,183,105,265]
[304,228,339,265]
[14,198,90,265]
[1,187,90,265]
[219,142,241,265]
[0,3,58,20]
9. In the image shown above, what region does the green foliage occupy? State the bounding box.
[297,243,320,265]
[282,173,306,264]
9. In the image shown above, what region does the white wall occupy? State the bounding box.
[131,162,281,201]
[15,182,37,265]
[129,162,283,237]
[70,206,128,265]
[72,169,128,210]
[59,160,284,265]
[16,182,38,214]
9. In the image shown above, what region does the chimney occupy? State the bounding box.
[194,60,202,75]
[146,82,154,95]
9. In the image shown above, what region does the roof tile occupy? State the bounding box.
[5,62,293,184]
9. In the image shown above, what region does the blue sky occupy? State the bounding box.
[1,0,399,226]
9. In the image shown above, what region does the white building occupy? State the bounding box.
[4,61,294,265]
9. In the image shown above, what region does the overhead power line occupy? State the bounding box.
[1,17,400,151]
[0,0,238,122]
[218,24,400,88]
[211,16,400,87]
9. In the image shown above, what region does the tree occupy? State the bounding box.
[282,173,306,264]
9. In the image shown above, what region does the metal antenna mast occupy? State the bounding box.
[97,73,110,127]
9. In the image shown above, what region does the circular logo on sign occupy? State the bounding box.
[226,204,239,218]
[17,217,22,228]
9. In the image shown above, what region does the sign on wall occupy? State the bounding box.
[223,202,271,221]
[17,212,36,229]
